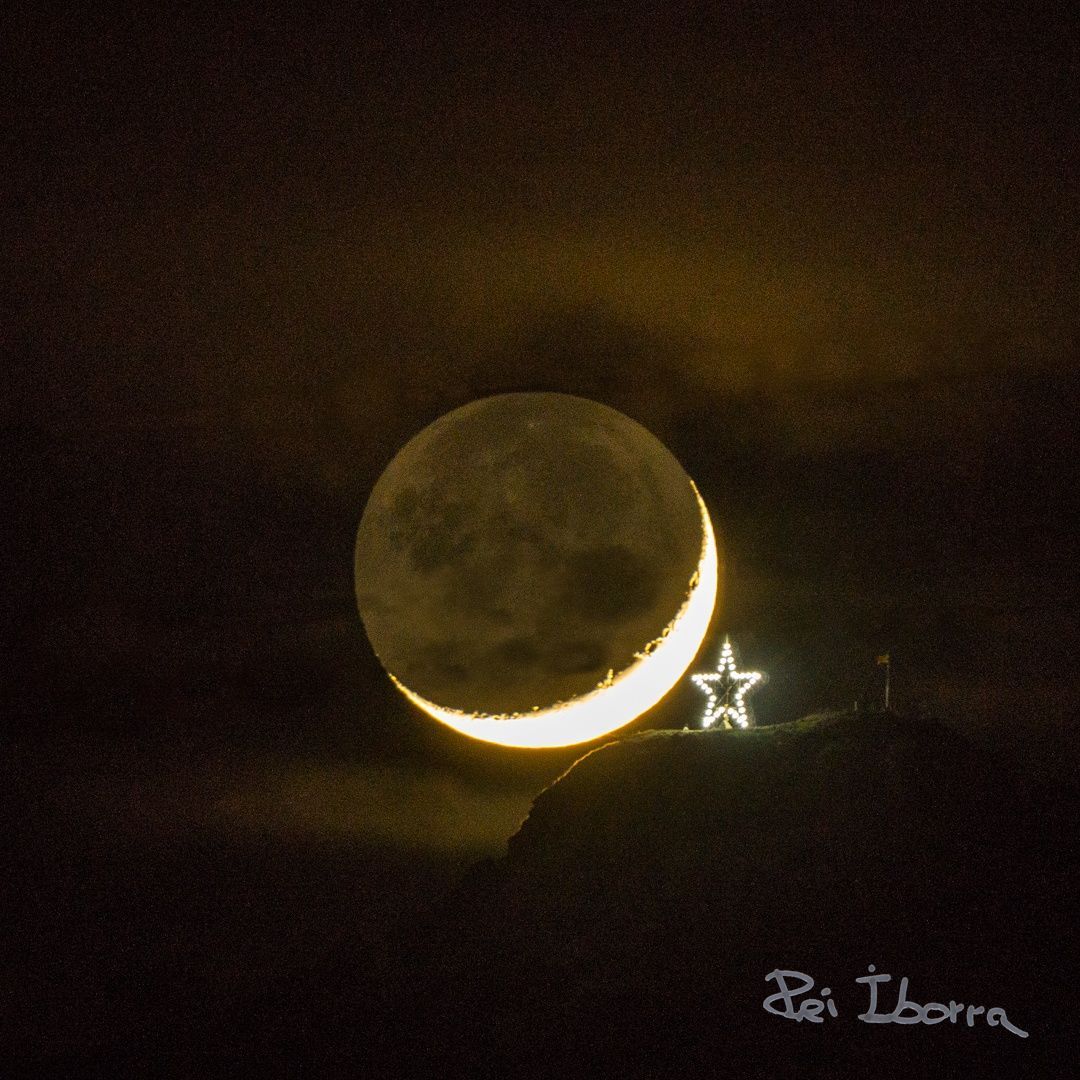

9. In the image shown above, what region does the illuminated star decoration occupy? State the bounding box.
[690,636,765,729]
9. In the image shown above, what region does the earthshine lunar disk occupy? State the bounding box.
[354,393,719,748]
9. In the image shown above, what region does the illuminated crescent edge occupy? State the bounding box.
[387,482,719,748]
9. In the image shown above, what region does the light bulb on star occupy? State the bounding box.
[690,635,765,729]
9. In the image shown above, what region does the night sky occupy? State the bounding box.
[6,2,1079,1067]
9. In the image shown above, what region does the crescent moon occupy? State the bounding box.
[388,483,718,748]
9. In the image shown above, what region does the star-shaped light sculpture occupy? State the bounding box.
[690,635,765,729]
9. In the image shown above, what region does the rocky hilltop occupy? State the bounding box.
[84,713,1075,1078]
[362,712,1076,1078]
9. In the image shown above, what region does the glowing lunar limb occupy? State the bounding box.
[389,485,718,748]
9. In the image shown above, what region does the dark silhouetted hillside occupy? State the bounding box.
[335,712,1076,1078]
[32,713,1075,1078]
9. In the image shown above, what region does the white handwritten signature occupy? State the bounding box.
[763,967,1028,1038]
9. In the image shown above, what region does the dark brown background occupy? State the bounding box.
[5,2,1078,1069]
